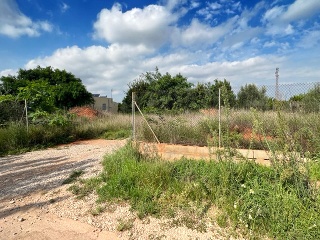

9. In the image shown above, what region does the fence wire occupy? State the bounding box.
[0,100,26,126]
[132,82,320,155]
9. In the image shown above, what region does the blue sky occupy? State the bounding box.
[0,0,320,102]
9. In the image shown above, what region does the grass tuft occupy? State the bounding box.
[62,170,84,185]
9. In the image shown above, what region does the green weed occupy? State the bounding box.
[62,170,84,185]
[90,205,105,216]
[116,218,135,231]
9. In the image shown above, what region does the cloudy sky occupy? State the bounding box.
[0,0,320,102]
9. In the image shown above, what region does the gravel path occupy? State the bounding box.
[0,139,125,201]
[0,139,243,240]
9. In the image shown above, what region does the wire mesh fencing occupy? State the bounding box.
[132,82,320,156]
[0,99,27,127]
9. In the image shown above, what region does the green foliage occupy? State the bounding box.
[289,84,320,113]
[68,176,104,199]
[120,68,236,113]
[0,97,24,125]
[71,143,320,239]
[0,113,131,157]
[18,80,56,112]
[0,66,93,112]
[308,160,320,181]
[237,84,270,110]
[103,129,131,140]
[0,94,15,101]
[29,110,74,126]
[302,84,320,112]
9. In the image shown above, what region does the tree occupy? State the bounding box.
[120,68,237,113]
[18,80,56,112]
[119,78,150,113]
[237,84,269,110]
[0,66,93,112]
[148,72,193,110]
[120,69,193,112]
[206,79,236,108]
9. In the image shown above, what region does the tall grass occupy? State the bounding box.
[0,113,131,156]
[137,109,320,155]
[71,143,320,239]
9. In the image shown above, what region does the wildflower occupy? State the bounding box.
[234,203,237,209]
[241,184,246,188]
[249,189,254,194]
[248,214,253,220]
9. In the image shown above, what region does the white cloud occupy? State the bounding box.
[222,27,262,50]
[176,16,238,48]
[3,40,317,102]
[208,2,222,10]
[262,0,320,36]
[93,4,177,49]
[0,0,53,38]
[0,69,16,77]
[284,24,294,34]
[168,55,286,87]
[298,30,320,48]
[265,23,294,36]
[21,42,287,99]
[282,0,320,22]
[263,41,276,48]
[24,44,155,101]
[60,2,70,13]
[262,5,285,23]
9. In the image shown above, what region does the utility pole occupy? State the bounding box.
[275,67,279,100]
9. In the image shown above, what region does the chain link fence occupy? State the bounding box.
[0,99,27,127]
[132,82,320,155]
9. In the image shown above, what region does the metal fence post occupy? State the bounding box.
[132,92,136,141]
[25,99,28,133]
[218,88,221,148]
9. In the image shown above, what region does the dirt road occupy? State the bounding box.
[0,139,125,240]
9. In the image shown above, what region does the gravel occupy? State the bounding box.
[0,139,125,201]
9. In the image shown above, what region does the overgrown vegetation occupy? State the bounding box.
[0,113,131,156]
[137,109,320,154]
[67,100,320,239]
[70,143,320,239]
